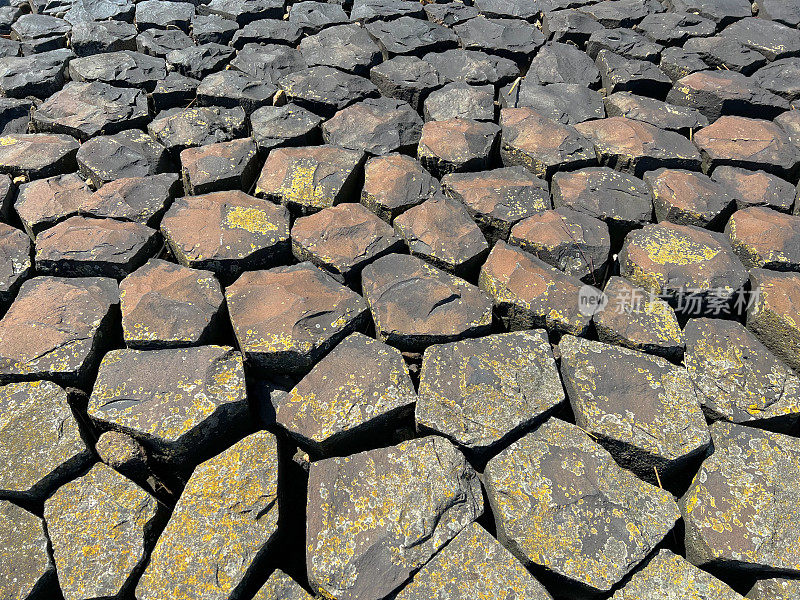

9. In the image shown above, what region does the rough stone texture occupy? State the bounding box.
[595,275,685,360]
[441,166,550,244]
[575,116,701,176]
[76,130,171,188]
[0,380,91,502]
[683,36,768,76]
[508,207,611,284]
[88,345,248,464]
[422,48,518,87]
[681,422,800,575]
[34,216,158,279]
[393,194,489,276]
[747,269,800,373]
[161,190,290,281]
[499,107,596,179]
[746,578,800,600]
[44,463,161,600]
[417,330,564,456]
[250,103,323,154]
[525,41,600,87]
[299,23,380,75]
[120,259,224,349]
[0,48,73,99]
[137,431,280,600]
[279,66,378,118]
[196,70,277,115]
[0,500,56,600]
[685,318,800,432]
[369,55,445,111]
[596,50,672,98]
[484,418,681,594]
[644,168,735,230]
[394,522,554,600]
[15,173,94,237]
[79,173,179,226]
[180,138,259,196]
[254,570,314,600]
[619,222,749,300]
[611,550,745,600]
[255,145,364,216]
[68,50,166,90]
[559,335,710,482]
[360,153,440,222]
[726,207,800,271]
[423,82,495,123]
[0,133,79,180]
[361,253,492,351]
[0,276,118,385]
[603,92,708,135]
[148,106,247,155]
[721,17,800,62]
[417,118,500,178]
[306,436,483,600]
[0,223,29,304]
[275,332,415,455]
[499,81,605,125]
[479,240,596,336]
[226,263,368,372]
[454,16,545,62]
[291,202,403,284]
[712,166,796,213]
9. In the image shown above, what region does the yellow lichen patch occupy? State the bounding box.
[643,231,719,266]
[224,206,278,234]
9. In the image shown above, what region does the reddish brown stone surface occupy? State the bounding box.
[0,133,79,180]
[711,166,796,212]
[417,117,500,177]
[79,173,181,226]
[360,153,440,222]
[643,168,735,229]
[15,173,94,237]
[747,268,800,372]
[726,206,800,270]
[180,137,259,195]
[161,190,290,281]
[291,202,403,283]
[0,223,30,304]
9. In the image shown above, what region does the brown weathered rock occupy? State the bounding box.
[0,133,79,180]
[417,117,500,178]
[393,194,489,276]
[712,166,796,213]
[226,262,369,372]
[644,168,735,229]
[161,190,290,281]
[361,253,493,351]
[291,202,403,284]
[79,173,181,226]
[0,276,118,385]
[255,145,364,215]
[34,216,159,279]
[0,500,57,599]
[479,240,597,336]
[253,570,313,600]
[120,259,225,349]
[180,137,259,195]
[747,268,800,373]
[14,173,93,237]
[746,578,800,600]
[360,153,440,222]
[726,207,800,271]
[0,223,30,305]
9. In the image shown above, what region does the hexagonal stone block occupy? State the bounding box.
[366,16,458,59]
[722,17,800,62]
[120,259,225,349]
[637,11,716,45]
[619,222,749,301]
[0,133,79,180]
[369,55,445,111]
[298,23,380,76]
[161,190,290,281]
[559,335,710,483]
[746,578,800,600]
[255,145,363,216]
[44,463,161,600]
[417,330,564,457]
[525,41,600,87]
[586,27,664,62]
[596,50,672,98]
[542,8,604,46]
[137,28,194,59]
[726,207,800,270]
[67,50,166,90]
[417,117,500,178]
[166,43,236,81]
[250,103,323,154]
[423,82,495,122]
[393,194,489,276]
[148,106,247,155]
[361,253,493,351]
[70,21,138,57]
[0,381,91,502]
[484,419,681,595]
[712,166,796,213]
[180,138,259,196]
[360,153,440,222]
[31,81,149,142]
[230,43,307,83]
[80,173,180,226]
[0,48,73,100]
[0,276,118,385]
[226,263,368,372]
[551,167,653,239]
[254,570,313,600]
[455,16,545,62]
[644,168,735,230]
[200,0,283,25]
[595,275,685,360]
[694,116,800,180]
[612,550,744,600]
[307,436,483,600]
[499,107,595,179]
[34,216,159,279]
[76,129,172,188]
[135,0,195,31]
[667,71,789,122]
[603,92,709,135]
[15,173,93,237]
[151,72,199,112]
[751,58,800,102]
[0,500,56,599]
[575,116,701,176]
[196,70,277,115]
[290,202,403,284]
[422,48,518,87]
[683,35,767,76]
[137,431,279,600]
[480,240,596,336]
[0,223,30,304]
[88,346,248,464]
[10,14,69,54]
[665,0,751,27]
[276,332,415,455]
[685,318,800,432]
[322,97,423,156]
[441,166,550,246]
[394,522,553,600]
[279,66,378,118]
[681,422,800,575]
[508,207,611,283]
[747,269,800,372]
[499,81,605,125]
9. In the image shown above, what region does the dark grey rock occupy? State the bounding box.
[299,23,381,76]
[77,130,171,188]
[526,41,601,87]
[370,55,445,110]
